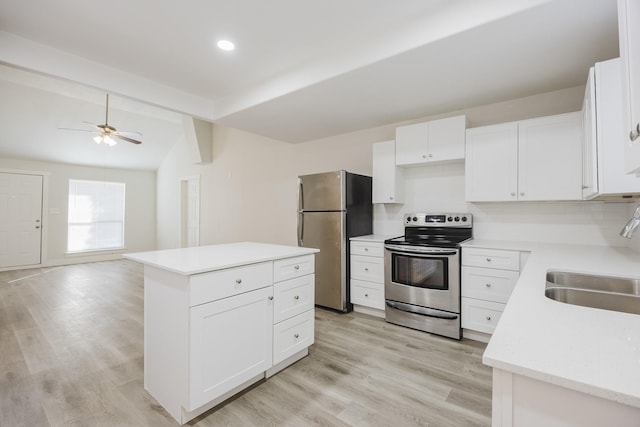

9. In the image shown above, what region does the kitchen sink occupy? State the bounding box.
[545,271,640,315]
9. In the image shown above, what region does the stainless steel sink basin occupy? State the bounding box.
[545,271,640,315]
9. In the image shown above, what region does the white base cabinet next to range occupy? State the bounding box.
[126,243,318,425]
[461,247,522,342]
[349,235,391,318]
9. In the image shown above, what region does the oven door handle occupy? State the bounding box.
[384,245,457,256]
[386,301,459,320]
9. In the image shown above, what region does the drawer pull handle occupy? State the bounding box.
[486,316,492,321]
[235,278,242,284]
[485,283,492,288]
[486,258,492,262]
[268,296,273,300]
[294,333,299,339]
[294,265,300,270]
[294,295,299,300]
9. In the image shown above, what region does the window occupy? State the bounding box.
[67,179,125,252]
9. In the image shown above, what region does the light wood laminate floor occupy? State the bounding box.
[0,260,492,426]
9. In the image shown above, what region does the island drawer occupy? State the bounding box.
[190,261,273,307]
[273,274,315,323]
[273,255,314,283]
[273,309,314,365]
[462,248,520,271]
[350,241,384,257]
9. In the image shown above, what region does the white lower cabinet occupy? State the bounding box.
[461,247,521,338]
[349,239,385,313]
[143,254,315,424]
[189,286,273,410]
[273,309,314,365]
[271,262,315,365]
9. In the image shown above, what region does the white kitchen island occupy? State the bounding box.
[125,242,319,424]
[463,240,640,427]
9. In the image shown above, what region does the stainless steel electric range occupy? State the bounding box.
[384,212,472,340]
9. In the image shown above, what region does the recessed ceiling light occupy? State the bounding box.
[217,40,235,51]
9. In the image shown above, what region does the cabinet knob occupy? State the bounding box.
[486,258,492,262]
[486,316,492,321]
[428,153,433,158]
[422,154,427,159]
[235,278,242,284]
[389,196,393,200]
[364,267,369,272]
[294,265,300,270]
[364,248,368,251]
[510,192,516,197]
[520,192,525,196]
[485,283,492,288]
[268,296,273,300]
[294,333,299,339]
[294,295,299,300]
[35,226,41,229]
[581,185,589,189]
[365,293,369,297]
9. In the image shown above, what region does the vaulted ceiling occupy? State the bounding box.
[0,0,620,169]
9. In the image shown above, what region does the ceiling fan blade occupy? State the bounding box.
[58,127,97,133]
[115,129,143,136]
[116,134,143,145]
[81,121,101,129]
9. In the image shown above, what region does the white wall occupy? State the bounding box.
[156,127,296,249]
[156,86,637,251]
[0,157,156,266]
[374,163,632,247]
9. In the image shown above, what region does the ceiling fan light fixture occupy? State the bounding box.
[93,134,117,146]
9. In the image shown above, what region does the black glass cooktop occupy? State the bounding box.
[384,226,473,249]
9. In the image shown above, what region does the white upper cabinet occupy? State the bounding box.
[582,67,599,199]
[583,58,640,199]
[372,140,404,204]
[518,112,582,201]
[465,123,518,202]
[465,112,582,202]
[618,0,640,174]
[395,115,466,166]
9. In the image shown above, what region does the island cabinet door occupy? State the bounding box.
[188,286,273,411]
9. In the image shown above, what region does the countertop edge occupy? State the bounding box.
[124,243,319,276]
[472,239,640,409]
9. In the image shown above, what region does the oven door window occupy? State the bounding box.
[391,253,448,290]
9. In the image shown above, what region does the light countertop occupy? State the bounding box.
[124,242,319,275]
[350,234,399,243]
[462,239,640,408]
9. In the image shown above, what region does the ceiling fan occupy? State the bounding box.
[59,94,143,146]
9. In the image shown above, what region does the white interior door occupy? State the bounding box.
[0,173,43,267]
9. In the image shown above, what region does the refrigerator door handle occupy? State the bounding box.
[298,178,304,212]
[298,212,304,246]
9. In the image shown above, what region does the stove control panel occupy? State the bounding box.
[404,212,472,227]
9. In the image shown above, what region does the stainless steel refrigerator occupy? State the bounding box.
[297,170,372,312]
